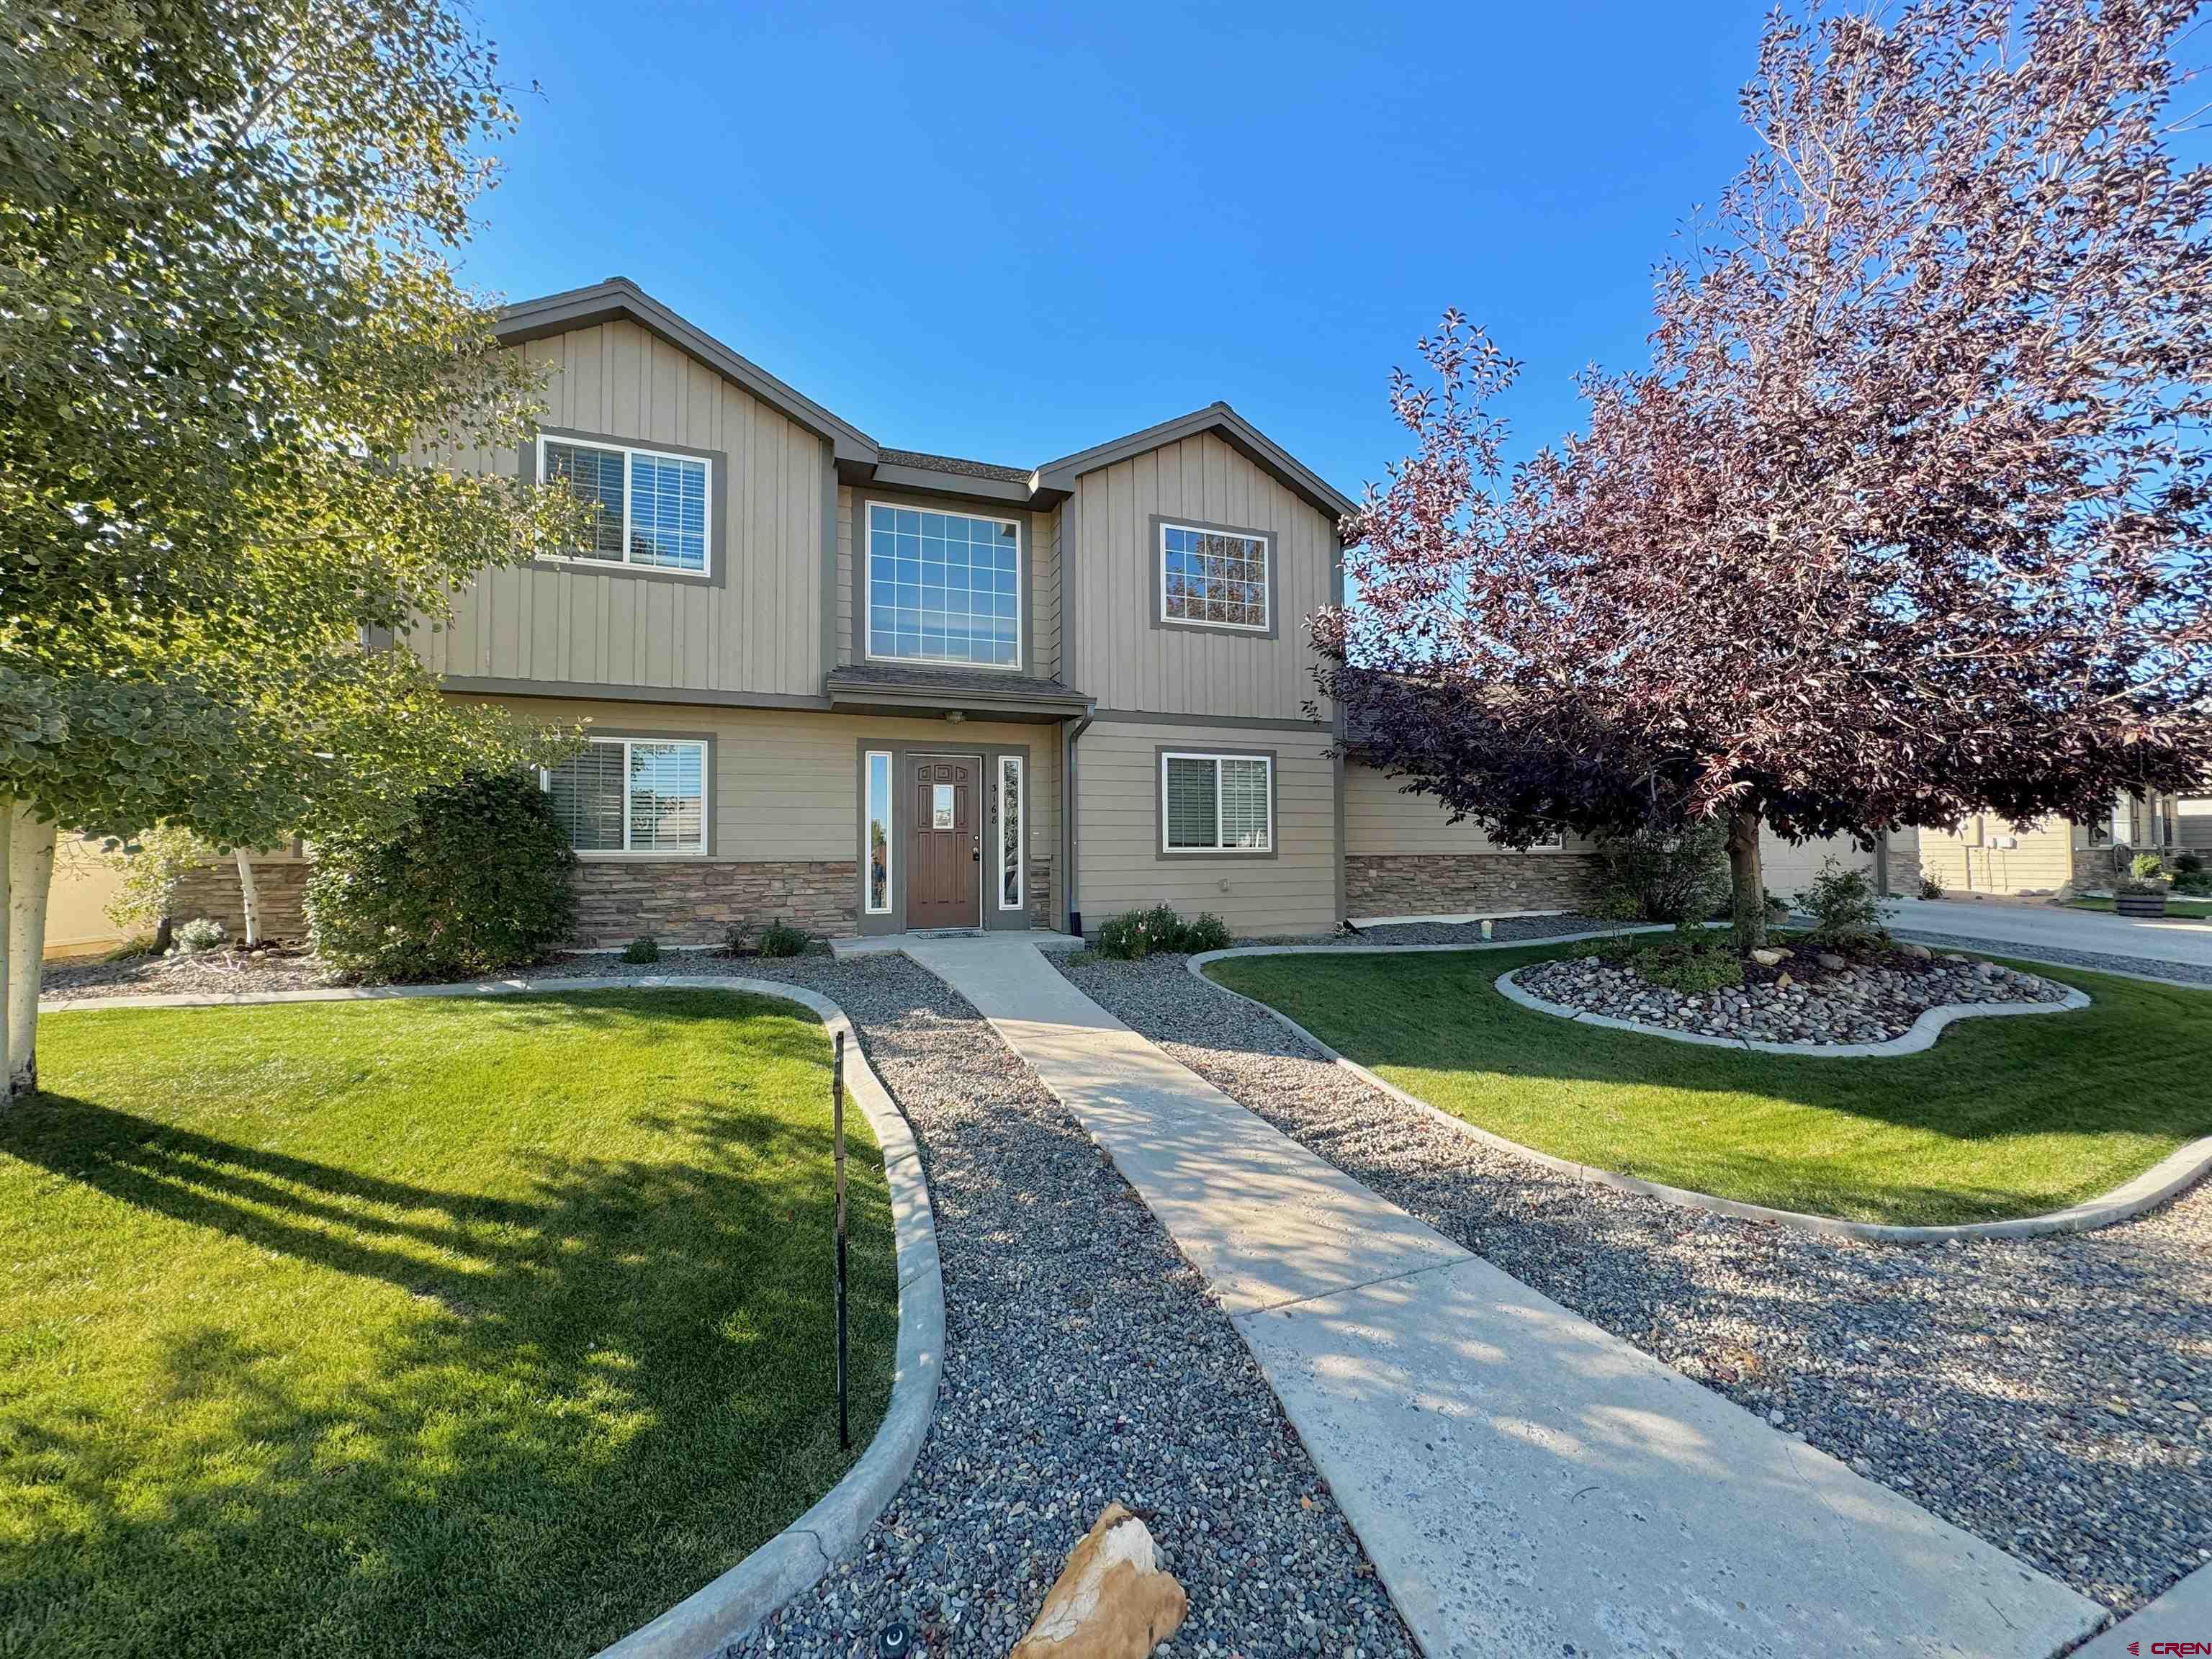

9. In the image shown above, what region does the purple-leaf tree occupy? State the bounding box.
[1320,0,2212,949]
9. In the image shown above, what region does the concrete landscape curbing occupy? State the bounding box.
[1188,943,2212,1244]
[1493,961,2094,1058]
[2068,1558,2212,1658]
[45,976,945,1659]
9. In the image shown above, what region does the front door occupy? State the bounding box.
[906,755,979,929]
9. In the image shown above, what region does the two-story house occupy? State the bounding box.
[420,278,1357,945]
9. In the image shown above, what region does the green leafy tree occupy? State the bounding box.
[0,0,588,1094]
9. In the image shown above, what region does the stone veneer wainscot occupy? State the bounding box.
[1346,852,1606,918]
[571,860,857,948]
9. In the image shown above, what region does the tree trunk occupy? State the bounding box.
[234,846,261,946]
[1726,807,1767,953]
[8,805,56,1096]
[0,797,12,1100]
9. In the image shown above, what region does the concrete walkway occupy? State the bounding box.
[907,935,2105,1659]
[1884,895,2212,969]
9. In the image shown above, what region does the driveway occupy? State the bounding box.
[1881,896,2212,971]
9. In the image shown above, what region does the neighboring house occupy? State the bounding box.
[1917,788,2198,897]
[408,277,1357,945]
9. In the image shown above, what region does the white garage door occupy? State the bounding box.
[1760,828,1876,899]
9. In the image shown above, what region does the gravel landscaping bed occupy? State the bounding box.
[1885,927,2212,988]
[41,941,331,1002]
[720,955,1417,1658]
[1057,948,2212,1616]
[1517,943,2068,1046]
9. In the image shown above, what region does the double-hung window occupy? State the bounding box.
[539,436,711,575]
[1161,752,1273,853]
[1159,521,1269,631]
[865,503,1021,667]
[541,737,707,855]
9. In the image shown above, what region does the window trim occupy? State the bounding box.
[530,430,724,585]
[997,754,1025,912]
[539,732,713,860]
[861,495,1026,673]
[863,748,894,914]
[1156,747,1278,860]
[1149,515,1278,639]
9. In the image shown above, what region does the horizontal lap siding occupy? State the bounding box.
[1917,818,2073,895]
[2180,798,2212,851]
[1344,763,1595,856]
[1078,721,1336,938]
[450,696,1056,869]
[422,320,827,698]
[1066,433,1337,723]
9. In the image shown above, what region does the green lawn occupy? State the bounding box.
[2069,894,2212,920]
[1208,944,2212,1226]
[0,991,896,1659]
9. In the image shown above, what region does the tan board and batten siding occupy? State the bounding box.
[1064,433,1339,722]
[420,320,829,699]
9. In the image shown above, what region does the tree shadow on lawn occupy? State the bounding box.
[0,1010,897,1659]
[1205,947,2212,1222]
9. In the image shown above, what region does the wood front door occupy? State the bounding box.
[906,755,979,929]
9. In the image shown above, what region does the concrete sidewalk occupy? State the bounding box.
[908,936,2105,1659]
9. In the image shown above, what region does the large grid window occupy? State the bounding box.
[866,504,1021,667]
[1160,522,1268,631]
[541,437,711,575]
[1161,752,1272,853]
[541,737,706,855]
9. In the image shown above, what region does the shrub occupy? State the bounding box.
[1130,904,1183,952]
[2177,851,2205,877]
[174,917,227,955]
[757,921,810,958]
[2131,850,2168,882]
[1794,857,1887,945]
[1591,822,1731,925]
[1918,870,1946,899]
[721,922,752,956]
[1598,931,1743,994]
[307,772,576,983]
[1180,912,1233,954]
[1094,909,1160,960]
[621,935,660,964]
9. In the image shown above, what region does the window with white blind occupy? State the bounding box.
[541,737,708,855]
[539,436,712,575]
[1160,752,1273,853]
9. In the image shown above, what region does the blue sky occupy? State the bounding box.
[461,2,1776,498]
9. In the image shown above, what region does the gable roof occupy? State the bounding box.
[1035,402,1359,526]
[496,280,1356,532]
[496,277,879,465]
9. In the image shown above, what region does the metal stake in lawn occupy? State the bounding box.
[833,1029,850,1453]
